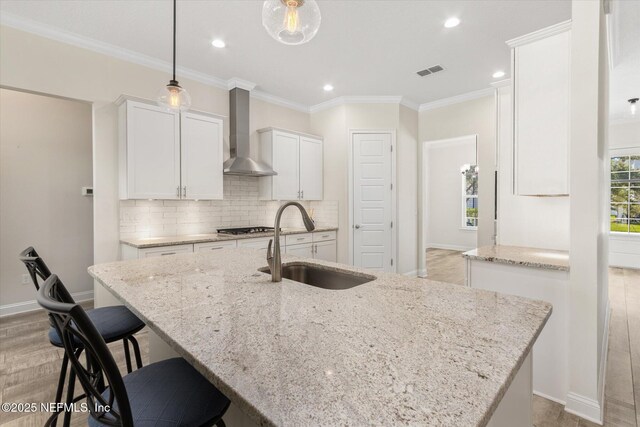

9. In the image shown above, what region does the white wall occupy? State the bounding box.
[419,96,496,249]
[566,1,609,422]
[0,25,311,306]
[424,136,478,251]
[310,103,419,274]
[0,89,93,311]
[495,83,571,250]
[610,121,640,149]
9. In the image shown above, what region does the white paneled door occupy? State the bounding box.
[352,133,393,272]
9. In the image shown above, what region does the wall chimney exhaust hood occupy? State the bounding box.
[223,88,276,177]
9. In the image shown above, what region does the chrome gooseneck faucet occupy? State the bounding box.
[267,202,315,282]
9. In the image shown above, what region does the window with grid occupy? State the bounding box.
[462,164,478,229]
[611,155,640,234]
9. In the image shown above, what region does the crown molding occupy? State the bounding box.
[490,78,511,88]
[418,87,495,112]
[309,95,420,114]
[250,89,310,113]
[227,78,256,91]
[0,12,314,113]
[610,116,640,126]
[506,20,572,48]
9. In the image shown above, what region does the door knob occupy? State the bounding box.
[354,224,361,229]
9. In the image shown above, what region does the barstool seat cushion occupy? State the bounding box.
[48,305,144,346]
[88,358,230,427]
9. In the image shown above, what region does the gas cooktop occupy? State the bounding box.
[217,226,276,236]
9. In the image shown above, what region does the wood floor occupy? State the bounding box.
[426,248,640,427]
[0,252,637,426]
[0,301,149,426]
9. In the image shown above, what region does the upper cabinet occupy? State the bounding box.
[118,98,223,200]
[258,128,323,200]
[509,22,571,196]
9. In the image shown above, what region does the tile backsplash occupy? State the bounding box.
[120,175,338,239]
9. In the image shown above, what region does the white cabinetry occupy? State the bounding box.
[121,230,336,261]
[118,98,223,200]
[180,112,224,200]
[258,128,323,200]
[313,240,337,262]
[508,22,571,196]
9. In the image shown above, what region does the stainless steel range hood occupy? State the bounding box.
[223,88,276,177]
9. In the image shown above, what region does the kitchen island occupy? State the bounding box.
[89,248,551,426]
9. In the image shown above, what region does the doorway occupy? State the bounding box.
[349,130,396,272]
[0,88,94,315]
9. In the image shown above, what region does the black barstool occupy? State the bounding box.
[19,247,145,426]
[37,274,230,427]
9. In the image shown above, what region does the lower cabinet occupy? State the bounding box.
[286,243,314,258]
[121,231,337,261]
[314,240,337,262]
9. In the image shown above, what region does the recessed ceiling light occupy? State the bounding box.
[444,17,460,28]
[492,71,505,79]
[211,39,226,48]
[323,84,334,92]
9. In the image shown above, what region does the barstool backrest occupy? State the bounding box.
[37,275,134,427]
[19,246,54,291]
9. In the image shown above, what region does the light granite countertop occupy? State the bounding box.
[89,249,551,426]
[462,245,570,272]
[120,227,338,249]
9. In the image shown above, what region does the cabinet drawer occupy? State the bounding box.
[285,243,314,258]
[194,240,237,252]
[139,244,193,258]
[237,236,283,249]
[313,230,336,242]
[286,233,313,246]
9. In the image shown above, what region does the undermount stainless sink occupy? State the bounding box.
[258,263,375,290]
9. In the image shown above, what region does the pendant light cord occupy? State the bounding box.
[172,0,176,82]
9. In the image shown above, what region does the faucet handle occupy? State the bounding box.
[267,239,274,268]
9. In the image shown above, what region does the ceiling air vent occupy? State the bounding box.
[417,64,445,77]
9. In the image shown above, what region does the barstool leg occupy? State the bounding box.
[123,338,133,373]
[128,335,143,369]
[62,363,76,427]
[51,352,69,427]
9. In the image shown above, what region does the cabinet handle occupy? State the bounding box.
[176,187,180,197]
[183,186,187,198]
[301,190,304,199]
[297,190,300,199]
[297,237,304,241]
[161,252,176,256]
[322,234,329,238]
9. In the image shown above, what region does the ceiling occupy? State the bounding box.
[0,0,572,108]
[609,0,640,122]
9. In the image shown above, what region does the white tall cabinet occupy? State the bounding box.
[118,97,224,200]
[258,128,323,201]
[507,21,571,196]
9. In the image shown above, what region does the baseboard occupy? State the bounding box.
[564,392,603,425]
[597,300,611,421]
[533,390,566,406]
[427,243,474,252]
[0,290,94,317]
[417,269,427,278]
[402,270,420,277]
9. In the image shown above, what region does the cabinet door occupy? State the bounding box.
[272,132,300,200]
[514,31,570,195]
[286,243,314,258]
[181,113,224,200]
[299,137,323,200]
[314,240,337,262]
[126,101,180,199]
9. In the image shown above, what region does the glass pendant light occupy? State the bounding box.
[157,0,191,112]
[629,98,639,116]
[262,0,321,45]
